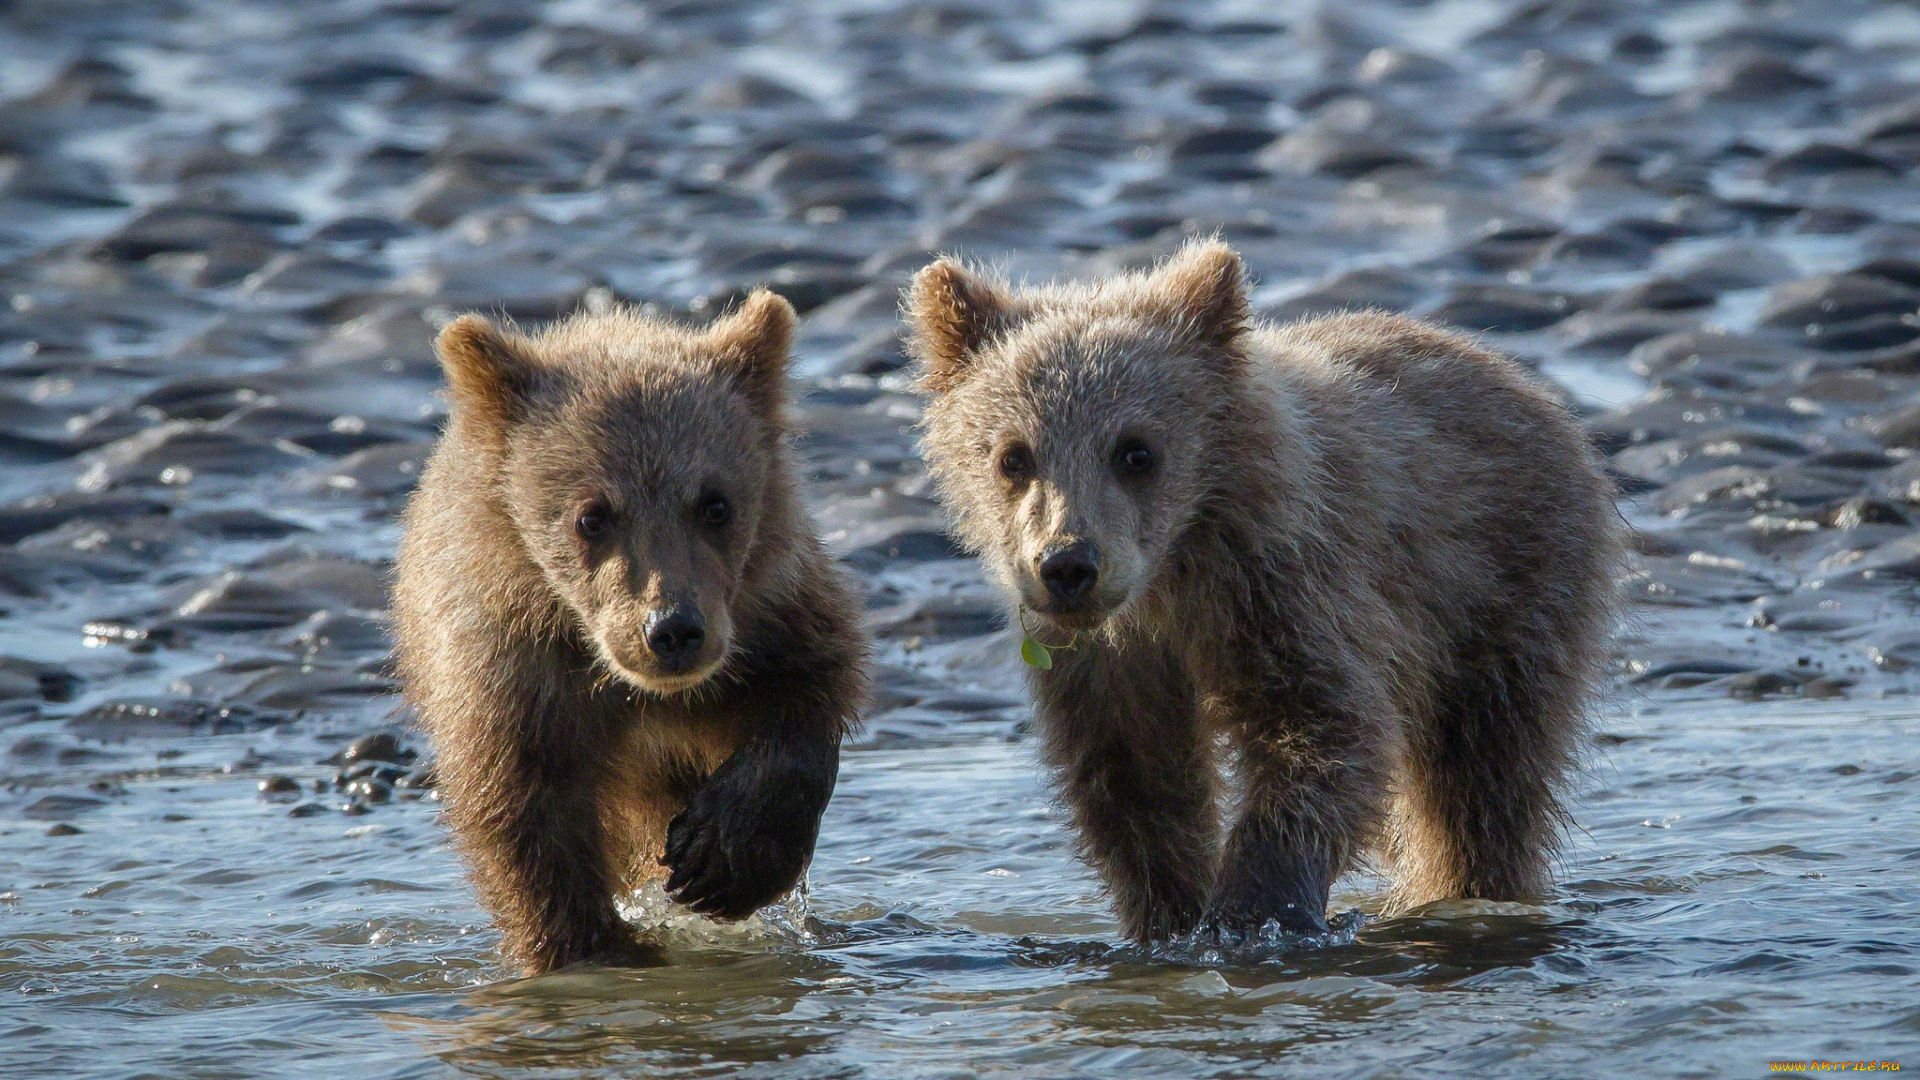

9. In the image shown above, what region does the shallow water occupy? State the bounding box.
[4,699,1917,1077]
[4,0,1920,1075]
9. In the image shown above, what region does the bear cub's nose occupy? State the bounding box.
[1038,543,1099,605]
[644,607,707,670]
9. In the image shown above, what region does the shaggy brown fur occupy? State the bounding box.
[908,242,1620,942]
[393,293,867,975]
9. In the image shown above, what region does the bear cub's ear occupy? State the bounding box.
[1148,240,1252,357]
[707,289,796,425]
[906,258,1016,394]
[437,315,536,430]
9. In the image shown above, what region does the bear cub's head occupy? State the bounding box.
[909,241,1252,633]
[435,292,797,694]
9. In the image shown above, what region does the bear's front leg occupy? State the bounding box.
[1203,811,1338,939]
[484,772,645,971]
[661,599,859,920]
[1199,649,1396,943]
[662,725,840,918]
[437,699,647,975]
[1033,639,1219,942]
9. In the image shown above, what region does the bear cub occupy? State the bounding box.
[394,293,867,974]
[909,242,1619,942]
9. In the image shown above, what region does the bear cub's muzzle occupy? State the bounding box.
[643,604,708,673]
[1037,540,1100,608]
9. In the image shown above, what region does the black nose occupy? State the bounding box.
[644,607,706,670]
[1038,543,1099,605]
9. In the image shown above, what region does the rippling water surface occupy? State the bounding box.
[4,701,1918,1077]
[4,0,1919,1075]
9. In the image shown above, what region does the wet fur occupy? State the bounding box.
[910,243,1621,940]
[393,297,867,975]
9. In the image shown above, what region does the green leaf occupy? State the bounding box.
[1020,635,1053,670]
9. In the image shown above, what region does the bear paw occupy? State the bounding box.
[660,754,821,920]
[1196,899,1329,946]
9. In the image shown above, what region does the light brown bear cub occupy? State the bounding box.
[909,242,1619,943]
[394,293,867,975]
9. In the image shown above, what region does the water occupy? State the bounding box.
[4,0,1920,1075]
[4,700,1916,1077]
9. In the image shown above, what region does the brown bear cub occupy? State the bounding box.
[908,242,1620,943]
[393,293,867,975]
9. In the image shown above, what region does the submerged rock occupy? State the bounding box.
[67,699,280,740]
[340,732,409,765]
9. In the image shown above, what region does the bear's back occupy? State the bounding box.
[1245,311,1618,628]
[1251,310,1598,495]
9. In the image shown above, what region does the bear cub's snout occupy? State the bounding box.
[643,605,707,671]
[1036,541,1100,608]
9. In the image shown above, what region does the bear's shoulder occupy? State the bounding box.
[1256,312,1501,378]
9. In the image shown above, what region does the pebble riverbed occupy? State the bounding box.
[2,1,1918,1076]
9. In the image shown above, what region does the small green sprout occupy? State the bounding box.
[1017,609,1076,670]
[1020,635,1054,670]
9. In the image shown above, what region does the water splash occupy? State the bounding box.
[614,876,818,951]
[1132,910,1370,968]
[1017,909,1371,970]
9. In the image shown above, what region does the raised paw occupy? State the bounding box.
[659,740,831,919]
[661,804,811,919]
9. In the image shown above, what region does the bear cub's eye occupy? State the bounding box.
[1115,437,1155,476]
[700,492,732,528]
[998,443,1034,482]
[575,502,613,540]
